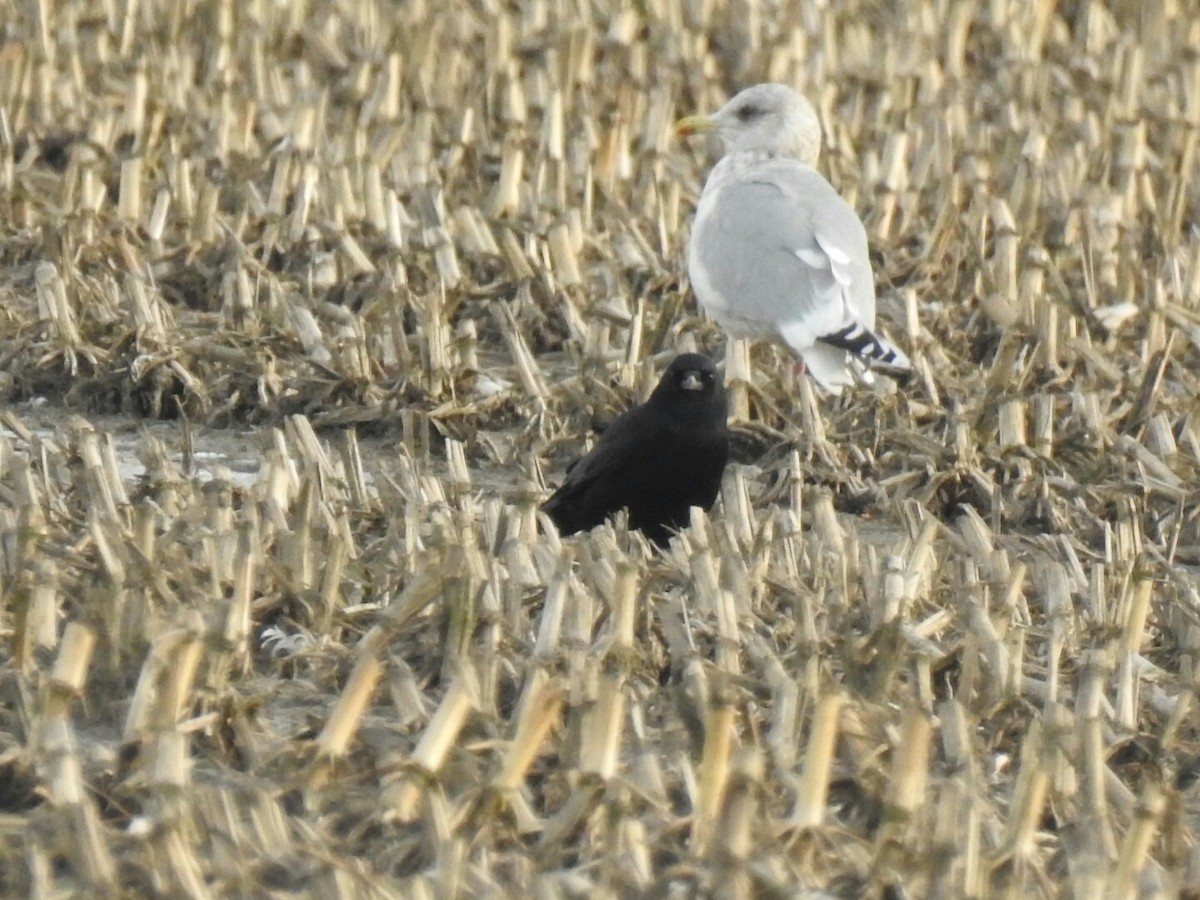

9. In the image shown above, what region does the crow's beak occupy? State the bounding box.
[674,114,718,137]
[680,371,705,391]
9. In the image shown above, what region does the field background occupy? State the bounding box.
[2,0,1200,896]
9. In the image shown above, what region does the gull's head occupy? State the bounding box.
[676,83,822,166]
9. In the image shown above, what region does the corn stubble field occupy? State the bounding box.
[1,0,1199,896]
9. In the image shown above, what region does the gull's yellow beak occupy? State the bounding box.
[674,114,718,137]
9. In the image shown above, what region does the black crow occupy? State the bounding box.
[542,353,729,546]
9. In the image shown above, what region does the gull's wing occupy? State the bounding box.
[688,161,908,389]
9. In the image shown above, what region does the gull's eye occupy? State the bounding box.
[735,104,759,122]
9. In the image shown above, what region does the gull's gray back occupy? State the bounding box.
[687,159,876,344]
